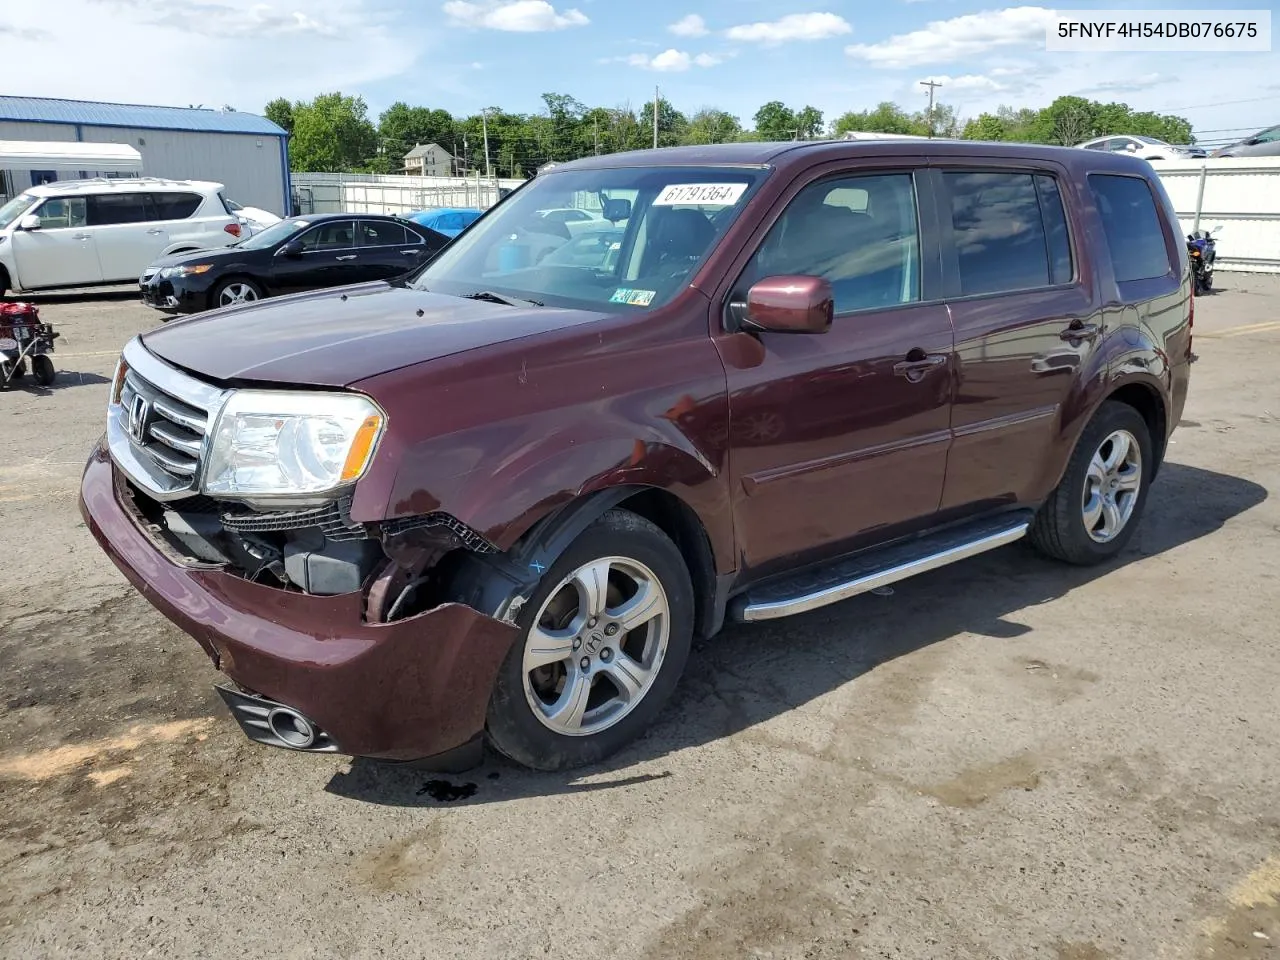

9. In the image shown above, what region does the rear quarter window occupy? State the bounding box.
[150,193,203,220]
[1087,174,1173,282]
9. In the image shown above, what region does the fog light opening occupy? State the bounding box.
[266,707,318,749]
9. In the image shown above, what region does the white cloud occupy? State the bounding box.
[668,13,708,37]
[1,0,417,112]
[846,6,1055,67]
[1083,72,1168,93]
[725,12,852,44]
[620,48,721,71]
[443,0,588,31]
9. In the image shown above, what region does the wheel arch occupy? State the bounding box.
[207,273,266,308]
[1104,378,1169,477]
[450,483,726,641]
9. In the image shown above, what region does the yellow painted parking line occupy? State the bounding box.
[1198,319,1280,339]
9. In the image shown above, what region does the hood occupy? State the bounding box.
[140,282,607,387]
[149,246,243,268]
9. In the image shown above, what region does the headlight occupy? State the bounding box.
[160,264,212,279]
[203,391,385,498]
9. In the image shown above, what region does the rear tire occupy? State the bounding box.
[1030,401,1154,565]
[485,509,694,771]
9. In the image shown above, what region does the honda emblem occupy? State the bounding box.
[128,393,151,444]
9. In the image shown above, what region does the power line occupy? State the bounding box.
[1159,94,1280,112]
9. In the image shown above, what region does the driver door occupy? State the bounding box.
[270,219,359,293]
[10,197,103,288]
[714,167,955,575]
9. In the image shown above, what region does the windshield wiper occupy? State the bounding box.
[461,290,544,307]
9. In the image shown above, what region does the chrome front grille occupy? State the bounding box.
[108,337,229,502]
[119,373,209,480]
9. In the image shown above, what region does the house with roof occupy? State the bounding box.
[403,142,453,177]
[0,96,290,214]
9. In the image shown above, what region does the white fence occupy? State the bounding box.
[1153,157,1280,274]
[292,172,526,216]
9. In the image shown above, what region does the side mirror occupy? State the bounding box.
[19,214,41,230]
[277,241,303,257]
[741,276,833,334]
[1124,143,1138,152]
[1210,223,1224,235]
[602,198,632,222]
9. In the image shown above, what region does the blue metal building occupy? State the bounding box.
[0,96,291,215]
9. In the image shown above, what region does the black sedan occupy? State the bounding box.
[140,214,450,315]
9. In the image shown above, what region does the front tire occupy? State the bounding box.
[486,509,694,771]
[212,278,262,309]
[31,355,55,386]
[1030,401,1153,565]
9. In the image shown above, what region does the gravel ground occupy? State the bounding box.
[1,277,1278,960]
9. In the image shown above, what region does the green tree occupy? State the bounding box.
[376,102,456,168]
[683,108,742,145]
[832,102,915,137]
[264,97,294,135]
[795,106,824,140]
[753,101,797,141]
[961,113,1008,141]
[289,92,378,172]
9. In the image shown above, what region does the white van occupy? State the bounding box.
[0,178,242,294]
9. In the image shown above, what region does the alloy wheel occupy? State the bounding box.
[1082,428,1143,543]
[219,283,259,307]
[522,556,670,737]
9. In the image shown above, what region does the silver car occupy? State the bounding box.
[1213,124,1280,158]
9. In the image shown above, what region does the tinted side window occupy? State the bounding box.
[87,194,152,226]
[945,172,1051,296]
[1087,174,1172,282]
[741,173,921,314]
[151,192,202,220]
[358,221,408,247]
[299,221,355,251]
[1035,175,1073,285]
[401,227,426,245]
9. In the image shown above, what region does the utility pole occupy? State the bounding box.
[481,108,492,178]
[920,79,942,138]
[653,85,660,149]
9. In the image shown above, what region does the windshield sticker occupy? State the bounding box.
[610,288,656,306]
[653,183,748,207]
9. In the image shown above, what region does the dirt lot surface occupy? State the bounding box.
[2,278,1279,960]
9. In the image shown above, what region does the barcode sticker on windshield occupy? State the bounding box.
[653,183,748,207]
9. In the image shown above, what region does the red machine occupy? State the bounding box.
[0,302,58,388]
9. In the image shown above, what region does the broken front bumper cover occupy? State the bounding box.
[79,441,519,765]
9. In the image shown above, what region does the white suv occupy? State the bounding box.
[0,178,243,294]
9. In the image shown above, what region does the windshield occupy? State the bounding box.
[410,165,768,312]
[235,218,310,251]
[0,193,39,231]
[1134,136,1171,146]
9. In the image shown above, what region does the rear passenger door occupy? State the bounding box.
[88,193,163,282]
[355,220,424,281]
[930,163,1100,513]
[147,191,206,251]
[717,165,956,574]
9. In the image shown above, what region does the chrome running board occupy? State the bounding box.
[734,513,1032,623]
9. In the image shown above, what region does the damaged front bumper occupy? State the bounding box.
[79,441,518,766]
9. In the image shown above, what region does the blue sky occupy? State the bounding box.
[6,0,1280,147]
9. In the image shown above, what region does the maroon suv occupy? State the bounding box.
[81,140,1192,771]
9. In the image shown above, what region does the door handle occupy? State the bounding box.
[1060,321,1100,342]
[146,228,164,235]
[335,255,357,261]
[400,249,419,255]
[893,353,948,382]
[72,233,91,240]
